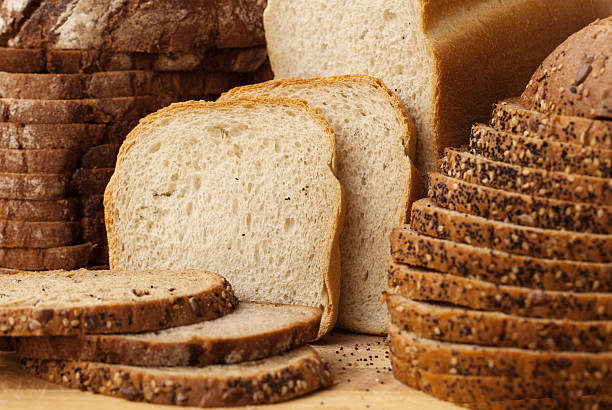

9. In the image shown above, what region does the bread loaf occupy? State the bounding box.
[0,173,71,200]
[0,149,78,173]
[0,243,91,270]
[0,220,80,248]
[0,197,80,221]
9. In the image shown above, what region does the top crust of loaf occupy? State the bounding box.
[105,97,344,337]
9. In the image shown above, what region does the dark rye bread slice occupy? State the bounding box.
[0,149,78,173]
[15,302,321,366]
[0,97,164,124]
[80,144,119,169]
[442,148,612,206]
[0,173,71,200]
[410,199,612,263]
[470,124,612,178]
[0,197,80,221]
[390,227,612,293]
[389,326,612,380]
[0,121,137,151]
[0,220,79,248]
[21,346,331,407]
[386,295,612,353]
[71,168,114,195]
[0,47,267,74]
[429,173,612,234]
[81,195,104,219]
[388,263,612,321]
[0,269,237,336]
[491,99,612,149]
[0,243,92,270]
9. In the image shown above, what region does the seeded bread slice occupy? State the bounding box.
[389,325,612,379]
[0,173,71,200]
[0,243,92,270]
[410,199,612,263]
[470,124,612,178]
[442,148,612,206]
[0,197,79,221]
[490,99,612,149]
[0,149,78,173]
[387,295,612,352]
[0,269,237,336]
[21,346,331,407]
[71,168,114,195]
[390,227,612,292]
[429,173,612,234]
[388,263,612,321]
[0,220,79,248]
[15,302,321,366]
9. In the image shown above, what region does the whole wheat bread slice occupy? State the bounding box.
[21,346,331,407]
[470,124,612,178]
[0,173,71,200]
[442,148,612,206]
[388,263,612,321]
[0,197,80,221]
[105,98,343,337]
[389,325,612,379]
[410,199,612,263]
[491,99,612,149]
[0,220,79,248]
[0,243,92,270]
[429,173,612,234]
[15,302,322,366]
[218,75,419,335]
[0,149,78,173]
[390,227,612,293]
[71,168,114,195]
[387,294,612,352]
[0,268,237,336]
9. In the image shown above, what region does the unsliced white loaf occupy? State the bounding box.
[105,98,344,337]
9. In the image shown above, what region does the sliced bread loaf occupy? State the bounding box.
[387,294,612,352]
[470,124,612,178]
[0,173,71,200]
[0,268,237,336]
[21,346,331,407]
[0,243,92,270]
[491,99,612,148]
[218,75,419,334]
[0,197,80,221]
[105,98,343,337]
[388,263,612,321]
[0,220,79,248]
[429,173,612,234]
[410,199,612,262]
[0,149,78,173]
[15,302,321,366]
[390,227,612,292]
[71,168,114,195]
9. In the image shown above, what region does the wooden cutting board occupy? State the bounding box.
[0,330,462,409]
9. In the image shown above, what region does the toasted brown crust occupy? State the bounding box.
[470,124,612,178]
[71,168,114,195]
[442,148,612,206]
[520,17,612,119]
[0,149,78,173]
[387,295,612,353]
[0,269,237,336]
[429,173,612,234]
[0,243,92,270]
[491,99,612,148]
[215,0,267,49]
[20,346,332,407]
[390,227,612,293]
[410,200,612,263]
[0,197,80,221]
[388,263,612,321]
[0,220,80,248]
[0,173,71,200]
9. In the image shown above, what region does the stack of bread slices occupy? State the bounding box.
[1,268,332,406]
[386,18,612,409]
[0,0,271,270]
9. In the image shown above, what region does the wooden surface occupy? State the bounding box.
[0,330,462,410]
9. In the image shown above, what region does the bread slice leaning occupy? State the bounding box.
[219,75,419,334]
[105,98,343,337]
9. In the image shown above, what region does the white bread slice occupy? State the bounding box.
[105,98,343,337]
[219,76,420,334]
[263,1,612,175]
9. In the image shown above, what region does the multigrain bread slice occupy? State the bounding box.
[460,398,612,410]
[105,98,344,337]
[388,263,612,321]
[410,199,612,263]
[80,144,119,169]
[0,173,71,200]
[491,99,612,148]
[429,173,612,234]
[390,227,612,292]
[0,220,79,248]
[71,168,114,195]
[218,75,419,335]
[15,302,321,366]
[0,269,237,336]
[470,124,612,178]
[0,197,80,221]
[0,243,92,270]
[387,294,612,352]
[0,149,78,173]
[389,326,612,379]
[442,148,612,206]
[21,346,332,407]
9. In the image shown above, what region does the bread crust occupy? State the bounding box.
[0,197,80,221]
[0,269,237,336]
[79,144,119,169]
[0,243,91,270]
[20,346,332,407]
[0,220,80,248]
[0,173,71,200]
[71,168,114,195]
[0,149,78,173]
